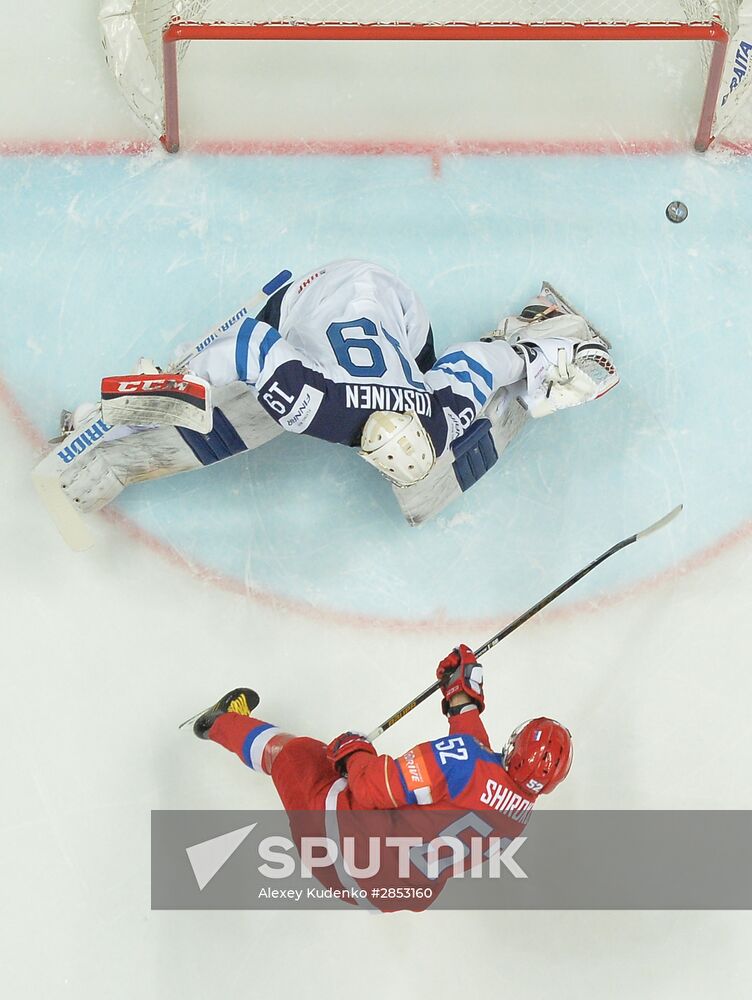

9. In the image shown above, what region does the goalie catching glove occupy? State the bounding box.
[436,644,484,715]
[485,283,619,419]
[513,330,619,419]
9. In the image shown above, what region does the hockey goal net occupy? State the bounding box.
[100,1,747,152]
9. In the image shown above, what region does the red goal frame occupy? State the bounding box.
[160,19,730,153]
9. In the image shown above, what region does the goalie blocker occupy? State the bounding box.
[101,371,213,433]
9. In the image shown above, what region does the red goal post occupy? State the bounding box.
[100,2,745,153]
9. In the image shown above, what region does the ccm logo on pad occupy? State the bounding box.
[101,373,207,404]
[103,375,188,394]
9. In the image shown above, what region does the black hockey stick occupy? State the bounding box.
[365,505,683,742]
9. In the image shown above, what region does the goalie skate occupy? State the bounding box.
[489,282,611,350]
[48,409,74,445]
[537,282,612,349]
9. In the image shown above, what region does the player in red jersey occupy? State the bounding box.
[191,646,571,910]
[193,644,571,815]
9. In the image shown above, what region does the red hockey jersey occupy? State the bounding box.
[209,706,536,911]
[288,708,537,911]
[344,708,537,822]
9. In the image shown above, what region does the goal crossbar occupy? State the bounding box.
[161,18,731,153]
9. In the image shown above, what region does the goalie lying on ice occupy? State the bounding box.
[33,259,618,547]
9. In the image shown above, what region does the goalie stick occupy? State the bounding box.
[32,453,97,552]
[169,269,292,374]
[365,504,683,742]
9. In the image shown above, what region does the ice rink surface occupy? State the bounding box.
[2,6,752,998]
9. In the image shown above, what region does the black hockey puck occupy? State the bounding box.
[666,201,688,224]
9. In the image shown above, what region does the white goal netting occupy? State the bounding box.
[100,1,750,146]
[128,1,741,25]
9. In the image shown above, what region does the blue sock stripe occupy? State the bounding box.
[436,350,494,390]
[241,722,275,769]
[436,366,487,406]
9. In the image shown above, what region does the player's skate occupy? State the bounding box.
[190,688,260,739]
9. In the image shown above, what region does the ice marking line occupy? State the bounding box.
[2,372,750,634]
[2,138,751,160]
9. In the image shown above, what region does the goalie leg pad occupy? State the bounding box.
[58,423,203,512]
[35,383,286,538]
[60,444,128,511]
[70,386,282,509]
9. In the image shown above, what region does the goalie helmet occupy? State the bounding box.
[359,410,435,487]
[503,717,573,795]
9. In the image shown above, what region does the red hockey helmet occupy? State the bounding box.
[503,718,572,795]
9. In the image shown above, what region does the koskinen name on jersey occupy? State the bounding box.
[345,385,432,416]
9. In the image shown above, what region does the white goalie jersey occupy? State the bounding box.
[33,258,618,547]
[187,259,527,458]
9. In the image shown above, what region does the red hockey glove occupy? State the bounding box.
[436,643,485,716]
[326,732,377,775]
